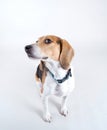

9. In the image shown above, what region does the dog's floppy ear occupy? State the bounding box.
[59,39,74,70]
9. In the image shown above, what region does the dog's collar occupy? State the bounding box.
[47,68,72,84]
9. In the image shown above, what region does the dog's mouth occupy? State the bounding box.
[26,52,48,60]
[27,53,36,58]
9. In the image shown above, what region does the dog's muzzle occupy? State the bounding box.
[25,45,32,53]
[25,45,48,59]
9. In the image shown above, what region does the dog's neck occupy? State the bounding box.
[44,58,69,79]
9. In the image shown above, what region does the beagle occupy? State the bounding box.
[25,35,75,122]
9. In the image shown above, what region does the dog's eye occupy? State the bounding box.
[45,39,52,44]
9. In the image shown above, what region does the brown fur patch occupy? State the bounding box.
[36,36,61,61]
[59,39,74,70]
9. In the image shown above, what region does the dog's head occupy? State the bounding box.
[25,35,74,70]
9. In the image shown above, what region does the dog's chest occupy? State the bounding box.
[54,82,70,96]
[44,74,73,97]
[42,61,75,96]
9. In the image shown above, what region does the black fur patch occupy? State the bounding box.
[36,65,43,81]
[36,61,47,82]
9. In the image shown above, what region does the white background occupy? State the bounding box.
[0,0,107,130]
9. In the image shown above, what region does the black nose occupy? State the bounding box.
[25,45,32,52]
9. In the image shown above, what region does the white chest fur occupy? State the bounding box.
[42,59,75,97]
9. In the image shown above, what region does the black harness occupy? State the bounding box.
[47,68,72,84]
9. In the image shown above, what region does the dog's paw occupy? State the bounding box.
[61,107,68,117]
[43,113,52,123]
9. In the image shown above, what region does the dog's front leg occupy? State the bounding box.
[42,96,52,122]
[61,96,69,116]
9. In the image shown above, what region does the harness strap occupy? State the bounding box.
[47,68,72,84]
